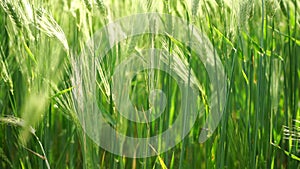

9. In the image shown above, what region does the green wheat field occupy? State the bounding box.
[0,0,299,168]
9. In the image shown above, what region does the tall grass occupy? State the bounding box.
[0,0,299,168]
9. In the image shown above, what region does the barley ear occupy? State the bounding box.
[5,2,22,28]
[96,0,107,16]
[83,0,92,11]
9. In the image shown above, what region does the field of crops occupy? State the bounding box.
[0,0,299,168]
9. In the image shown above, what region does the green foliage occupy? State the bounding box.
[0,0,299,168]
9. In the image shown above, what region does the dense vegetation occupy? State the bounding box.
[0,0,299,168]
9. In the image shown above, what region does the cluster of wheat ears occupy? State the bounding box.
[0,0,299,168]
